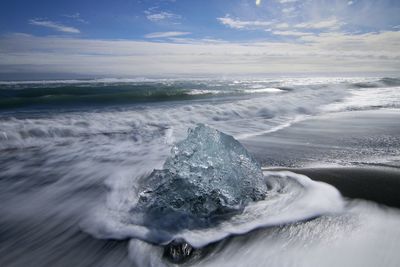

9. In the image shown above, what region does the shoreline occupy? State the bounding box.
[243,109,400,168]
[264,166,400,208]
[242,109,400,207]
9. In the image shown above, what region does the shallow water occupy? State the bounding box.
[1,76,400,266]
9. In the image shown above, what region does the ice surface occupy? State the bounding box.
[137,124,267,229]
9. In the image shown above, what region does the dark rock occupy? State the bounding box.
[163,239,194,264]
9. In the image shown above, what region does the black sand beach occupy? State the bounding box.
[244,109,400,168]
[272,166,400,208]
[243,109,400,208]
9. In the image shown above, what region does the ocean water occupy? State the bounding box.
[1,77,400,266]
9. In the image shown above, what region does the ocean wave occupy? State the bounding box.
[351,77,400,88]
[1,76,396,111]
[0,85,199,109]
[0,83,287,110]
[243,88,283,94]
[82,171,343,248]
[1,76,398,152]
[322,86,400,113]
[0,77,182,85]
[0,81,346,151]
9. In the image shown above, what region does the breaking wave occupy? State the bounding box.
[351,77,400,88]
[83,171,343,248]
[1,76,399,153]
[2,76,397,110]
[80,125,343,251]
[0,80,287,110]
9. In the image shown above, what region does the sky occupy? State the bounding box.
[0,0,399,79]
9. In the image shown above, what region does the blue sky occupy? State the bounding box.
[0,0,400,79]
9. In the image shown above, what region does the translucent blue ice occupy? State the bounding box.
[137,124,267,229]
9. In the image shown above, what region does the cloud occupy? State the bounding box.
[144,31,191,38]
[63,13,88,24]
[218,15,343,33]
[0,31,399,77]
[275,23,290,29]
[282,7,296,14]
[277,0,299,3]
[29,19,80,33]
[272,30,314,37]
[299,31,400,54]
[217,16,274,29]
[294,18,344,30]
[145,10,180,22]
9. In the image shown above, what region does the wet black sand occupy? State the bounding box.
[243,109,400,168]
[267,166,400,208]
[242,109,400,208]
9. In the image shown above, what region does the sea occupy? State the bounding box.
[1,76,400,266]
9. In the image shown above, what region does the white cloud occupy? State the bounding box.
[0,32,399,77]
[299,31,400,54]
[218,16,344,34]
[63,13,88,24]
[348,1,354,6]
[29,19,80,33]
[217,16,274,29]
[144,31,191,38]
[282,7,296,14]
[275,23,290,29]
[272,30,314,37]
[145,10,180,22]
[277,0,299,3]
[294,18,344,30]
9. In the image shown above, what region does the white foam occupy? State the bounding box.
[322,86,400,112]
[185,89,222,95]
[236,115,309,139]
[83,171,344,248]
[0,79,347,151]
[192,200,400,267]
[243,88,283,94]
[123,199,400,267]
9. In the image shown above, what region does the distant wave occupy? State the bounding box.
[0,78,347,151]
[243,88,283,94]
[0,78,179,85]
[351,77,400,88]
[0,86,196,109]
[2,77,399,151]
[323,85,400,113]
[0,76,366,111]
[0,82,286,110]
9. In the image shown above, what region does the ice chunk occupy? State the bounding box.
[137,124,267,229]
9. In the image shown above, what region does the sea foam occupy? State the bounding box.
[82,125,344,248]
